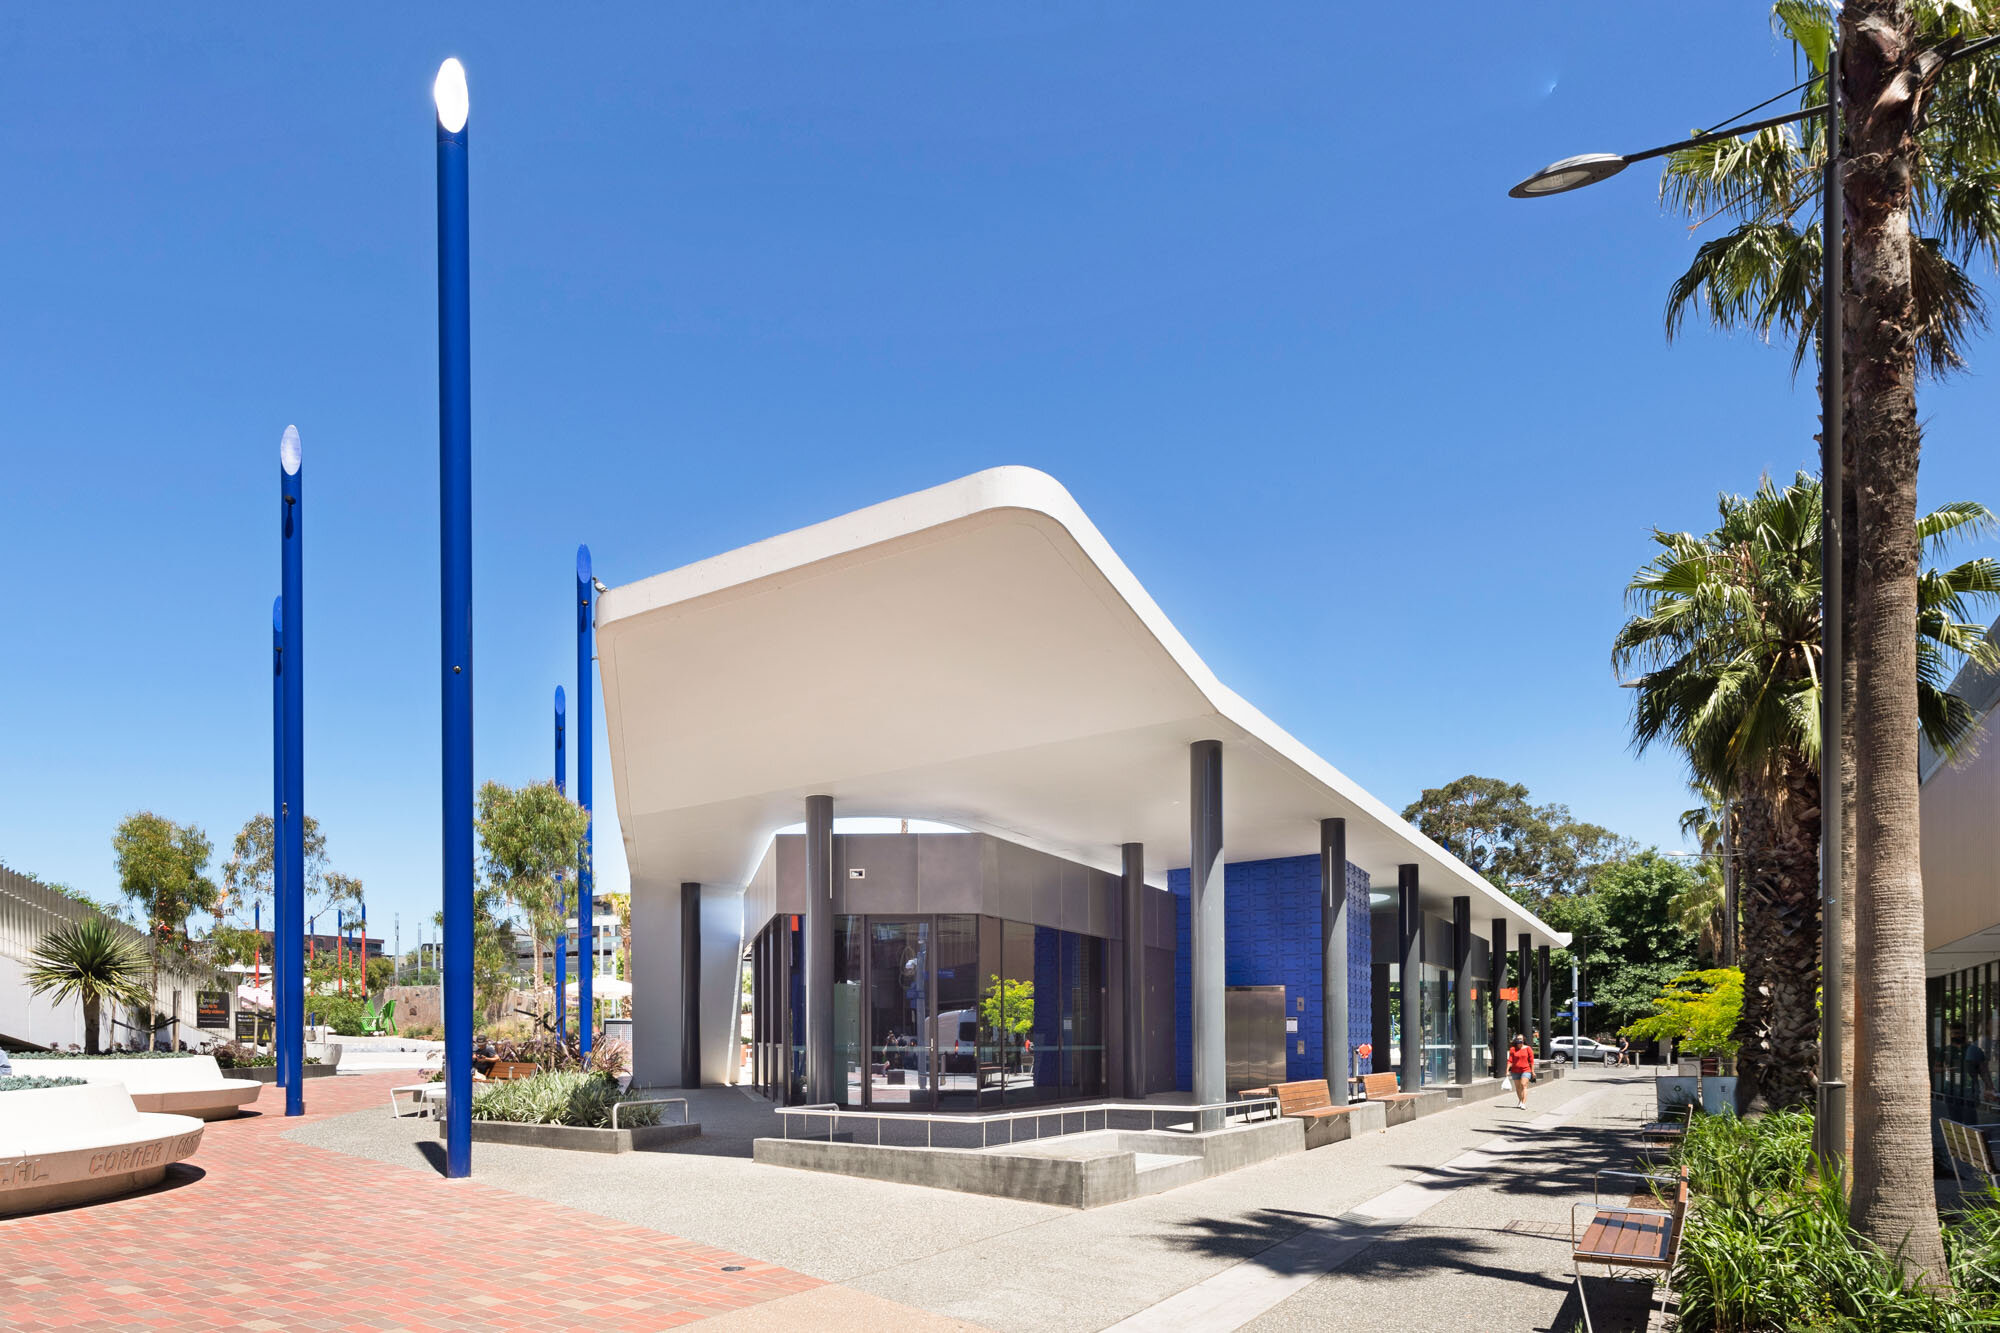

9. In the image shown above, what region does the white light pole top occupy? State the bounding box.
[434,58,469,133]
[280,424,301,475]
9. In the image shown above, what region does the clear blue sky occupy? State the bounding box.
[3,4,1996,942]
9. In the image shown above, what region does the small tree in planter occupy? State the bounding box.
[1624,967,1744,1111]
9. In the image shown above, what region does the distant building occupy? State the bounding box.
[1920,620,2000,1116]
[515,913,622,979]
[0,865,211,1050]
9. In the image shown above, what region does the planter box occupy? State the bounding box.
[1,1082,205,1215]
[441,1118,701,1154]
[232,1063,340,1084]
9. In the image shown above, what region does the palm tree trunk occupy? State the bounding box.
[83,993,101,1055]
[1732,773,1822,1110]
[1843,0,1950,1282]
[1841,411,1859,1160]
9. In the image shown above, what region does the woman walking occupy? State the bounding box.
[1506,1034,1534,1107]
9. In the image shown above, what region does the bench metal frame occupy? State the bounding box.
[1569,1168,1687,1333]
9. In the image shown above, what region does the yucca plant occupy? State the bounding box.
[25,916,151,1054]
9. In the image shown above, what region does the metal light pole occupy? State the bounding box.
[271,595,287,1084]
[435,55,475,1179]
[1816,46,1848,1169]
[576,545,595,1061]
[279,426,305,1117]
[554,684,568,1043]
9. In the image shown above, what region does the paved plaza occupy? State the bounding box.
[2,1062,1667,1330]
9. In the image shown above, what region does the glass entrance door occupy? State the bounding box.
[866,919,932,1108]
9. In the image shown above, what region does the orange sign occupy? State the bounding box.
[1499,987,1519,1001]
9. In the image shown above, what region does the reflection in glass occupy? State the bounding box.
[867,919,931,1105]
[933,916,983,1108]
[834,916,863,1106]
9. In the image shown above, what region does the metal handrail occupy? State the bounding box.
[773,1096,1279,1148]
[611,1096,689,1131]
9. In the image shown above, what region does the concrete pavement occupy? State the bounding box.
[287,1065,1665,1331]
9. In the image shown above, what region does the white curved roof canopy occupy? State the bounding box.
[598,466,1568,949]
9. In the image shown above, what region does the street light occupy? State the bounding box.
[435,54,475,1180]
[1508,28,2000,1156]
[1512,56,1848,1160]
[279,425,305,1118]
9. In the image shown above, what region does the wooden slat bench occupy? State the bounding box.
[1358,1071,1423,1126]
[1941,1119,2000,1192]
[1263,1079,1360,1148]
[1570,1166,1689,1333]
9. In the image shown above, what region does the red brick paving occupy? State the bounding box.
[1,1070,820,1330]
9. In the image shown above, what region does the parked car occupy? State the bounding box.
[1550,1035,1616,1065]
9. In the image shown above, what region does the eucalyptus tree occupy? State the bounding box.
[110,811,219,1048]
[1614,475,1996,1109]
[474,780,591,1002]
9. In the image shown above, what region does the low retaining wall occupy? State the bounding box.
[754,1114,1306,1208]
[233,1063,340,1084]
[442,1119,701,1154]
[1,1082,205,1215]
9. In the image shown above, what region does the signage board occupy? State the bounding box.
[234,1011,271,1042]
[196,990,230,1029]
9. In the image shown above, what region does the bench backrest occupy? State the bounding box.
[1360,1071,1401,1099]
[1273,1080,1334,1115]
[487,1060,538,1081]
[1942,1119,1999,1179]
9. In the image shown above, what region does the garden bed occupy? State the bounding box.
[439,1118,700,1154]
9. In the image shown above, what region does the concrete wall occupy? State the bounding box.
[699,885,743,1086]
[1922,712,2000,955]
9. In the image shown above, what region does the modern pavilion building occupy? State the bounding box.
[598,467,1567,1108]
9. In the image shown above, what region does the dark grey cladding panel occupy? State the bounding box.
[1083,864,1114,939]
[1144,884,1175,950]
[1370,901,1399,961]
[838,834,918,914]
[743,838,781,938]
[916,833,982,914]
[1425,911,1454,963]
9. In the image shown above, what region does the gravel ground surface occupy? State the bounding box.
[288,1066,1662,1332]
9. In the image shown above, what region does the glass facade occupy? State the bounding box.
[752,911,1107,1109]
[1929,959,1999,1124]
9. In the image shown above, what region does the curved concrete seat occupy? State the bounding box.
[1,1081,204,1215]
[19,1056,262,1120]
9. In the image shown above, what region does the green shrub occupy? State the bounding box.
[304,993,368,1036]
[1672,1112,2000,1330]
[0,1075,89,1092]
[15,1049,196,1059]
[469,1070,658,1129]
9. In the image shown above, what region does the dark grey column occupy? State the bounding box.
[1397,865,1421,1089]
[777,917,794,1102]
[680,883,702,1088]
[1490,918,1509,1075]
[1190,740,1225,1122]
[804,794,835,1104]
[1121,842,1146,1099]
[1452,896,1473,1085]
[1371,964,1391,1075]
[1321,819,1349,1100]
[1518,933,1533,1059]
[1537,945,1552,1060]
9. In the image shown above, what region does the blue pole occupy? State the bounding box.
[576,544,594,1062]
[271,596,288,1087]
[435,57,474,1180]
[555,685,567,1044]
[279,424,305,1117]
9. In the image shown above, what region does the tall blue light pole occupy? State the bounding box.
[576,545,594,1062]
[279,424,305,1118]
[554,684,568,1044]
[272,596,288,1087]
[435,56,475,1180]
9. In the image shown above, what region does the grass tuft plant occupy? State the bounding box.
[468,1069,658,1129]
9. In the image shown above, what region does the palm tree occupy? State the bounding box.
[1614,474,1996,1109]
[26,916,152,1054]
[1653,0,2000,1276]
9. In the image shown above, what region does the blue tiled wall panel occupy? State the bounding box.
[1171,856,1373,1090]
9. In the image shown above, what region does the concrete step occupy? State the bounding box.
[1131,1151,1206,1197]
